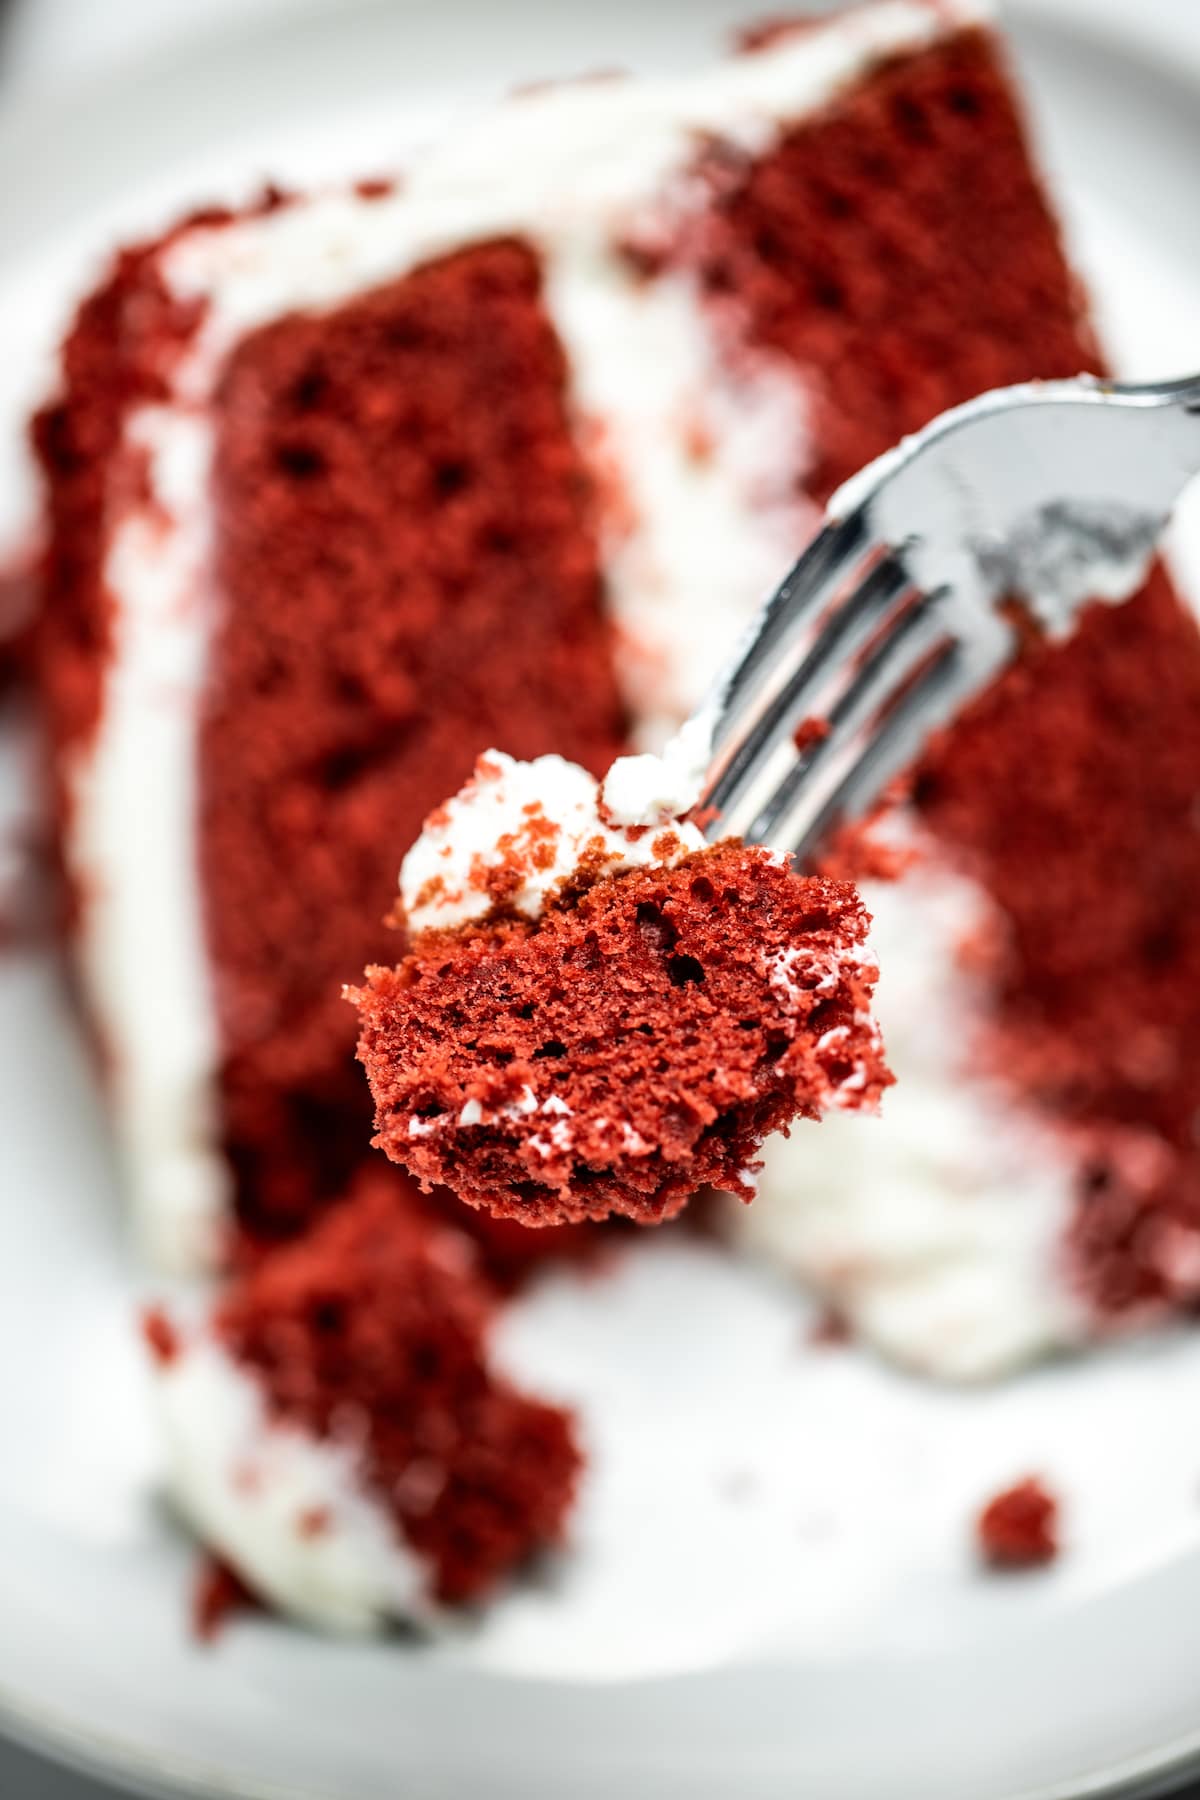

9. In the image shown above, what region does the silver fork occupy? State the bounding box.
[693,372,1200,863]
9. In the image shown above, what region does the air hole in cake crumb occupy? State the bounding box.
[572,931,603,971]
[667,954,706,987]
[379,315,424,352]
[635,901,678,955]
[1142,925,1182,968]
[515,1002,536,1020]
[808,999,843,1035]
[433,461,471,498]
[333,672,368,707]
[690,875,716,904]
[316,720,417,792]
[754,227,785,266]
[948,86,983,117]
[287,370,329,411]
[275,441,326,480]
[1081,1160,1114,1199]
[533,1040,566,1060]
[410,1341,444,1381]
[763,1032,789,1065]
[892,95,933,145]
[311,1298,346,1335]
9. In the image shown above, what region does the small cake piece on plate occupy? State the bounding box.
[351,749,890,1227]
[976,1476,1060,1570]
[143,1174,581,1633]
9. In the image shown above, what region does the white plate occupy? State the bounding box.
[3,4,1200,1797]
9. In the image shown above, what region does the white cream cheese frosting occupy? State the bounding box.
[154,1332,434,1634]
[399,748,707,935]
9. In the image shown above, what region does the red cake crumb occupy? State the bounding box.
[792,715,830,755]
[352,842,889,1227]
[192,1553,261,1641]
[215,1175,582,1605]
[141,1305,181,1367]
[977,1477,1060,1569]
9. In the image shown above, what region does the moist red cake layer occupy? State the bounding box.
[203,238,627,1241]
[213,1173,582,1605]
[705,28,1099,502]
[699,26,1200,1317]
[353,843,889,1227]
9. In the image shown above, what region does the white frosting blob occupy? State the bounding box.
[399,749,706,934]
[70,409,227,1273]
[154,1335,433,1634]
[600,711,716,826]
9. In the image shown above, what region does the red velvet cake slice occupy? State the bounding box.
[31,0,1200,1382]
[144,1173,581,1631]
[29,1,976,1271]
[351,750,889,1226]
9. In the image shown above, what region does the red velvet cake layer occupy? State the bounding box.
[200,239,626,1241]
[706,28,1099,502]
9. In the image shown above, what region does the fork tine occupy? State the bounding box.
[743,584,950,850]
[790,605,1020,863]
[706,547,913,822]
[790,640,966,865]
[705,512,868,764]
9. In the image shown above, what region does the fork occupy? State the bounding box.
[692,372,1200,863]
